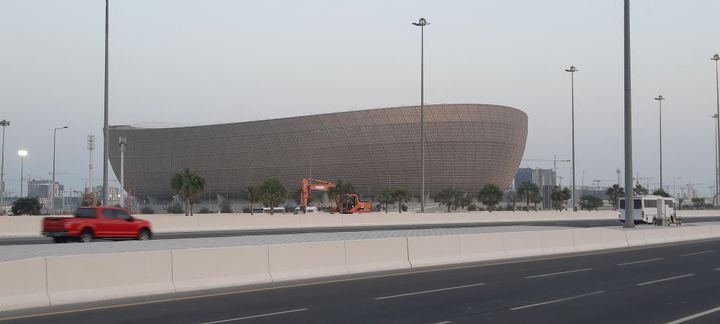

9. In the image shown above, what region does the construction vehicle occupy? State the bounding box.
[300,178,372,214]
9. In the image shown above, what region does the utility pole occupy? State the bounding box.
[0,120,9,207]
[623,0,635,228]
[565,66,578,212]
[412,17,429,212]
[118,136,127,208]
[102,0,110,206]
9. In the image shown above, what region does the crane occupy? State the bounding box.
[522,155,571,185]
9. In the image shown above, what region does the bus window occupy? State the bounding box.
[619,199,643,209]
[645,200,657,208]
[665,200,674,208]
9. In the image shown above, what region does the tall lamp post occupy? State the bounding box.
[623,0,635,228]
[0,120,9,206]
[50,126,68,214]
[412,17,429,212]
[654,95,665,191]
[102,0,110,206]
[118,136,127,208]
[18,150,27,197]
[712,53,720,206]
[565,65,578,211]
[714,114,719,205]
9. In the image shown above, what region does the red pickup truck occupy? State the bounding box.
[42,207,153,243]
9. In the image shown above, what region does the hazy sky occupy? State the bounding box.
[1,0,720,198]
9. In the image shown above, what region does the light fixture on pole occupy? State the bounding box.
[50,126,68,214]
[412,17,429,212]
[0,120,9,206]
[654,95,665,191]
[18,150,27,197]
[564,65,578,211]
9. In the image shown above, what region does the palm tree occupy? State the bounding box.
[328,180,355,213]
[170,168,206,216]
[377,189,394,213]
[436,187,462,212]
[517,181,538,211]
[605,185,625,210]
[242,185,259,215]
[258,178,287,215]
[391,189,409,213]
[477,184,503,212]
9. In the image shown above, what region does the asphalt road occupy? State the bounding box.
[3,216,720,246]
[2,238,720,323]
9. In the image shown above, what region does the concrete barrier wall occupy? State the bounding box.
[0,258,49,311]
[3,224,720,311]
[407,235,462,267]
[345,238,410,273]
[172,246,271,291]
[269,241,348,281]
[46,251,175,305]
[0,216,46,237]
[460,232,506,262]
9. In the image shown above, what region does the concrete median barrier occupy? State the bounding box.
[199,214,301,230]
[460,232,506,262]
[407,235,462,267]
[600,229,629,249]
[539,229,576,255]
[345,238,410,273]
[0,258,49,311]
[571,228,605,252]
[143,215,199,233]
[641,228,668,245]
[172,246,271,291]
[624,230,647,247]
[269,241,347,281]
[46,251,174,306]
[298,214,343,227]
[502,231,543,259]
[0,216,46,237]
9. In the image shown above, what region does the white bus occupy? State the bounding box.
[618,195,677,224]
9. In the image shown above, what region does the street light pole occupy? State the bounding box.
[18,150,27,197]
[118,136,127,208]
[0,120,9,207]
[412,17,429,212]
[623,0,635,228]
[102,0,110,206]
[654,95,664,191]
[51,126,68,214]
[712,53,720,206]
[714,114,719,205]
[565,66,578,211]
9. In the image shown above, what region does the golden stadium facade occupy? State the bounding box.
[109,104,527,201]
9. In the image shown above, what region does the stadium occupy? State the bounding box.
[108,104,528,203]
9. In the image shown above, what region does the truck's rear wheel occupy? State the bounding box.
[79,229,93,243]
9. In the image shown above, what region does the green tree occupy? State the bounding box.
[242,186,259,215]
[551,186,572,211]
[258,178,288,214]
[530,190,543,211]
[652,188,671,197]
[691,197,705,209]
[11,197,42,215]
[505,190,518,211]
[376,189,395,213]
[633,184,649,196]
[435,187,461,212]
[605,185,625,210]
[391,189,409,213]
[328,180,355,213]
[457,192,472,210]
[170,168,206,216]
[477,184,503,212]
[579,195,603,211]
[517,181,539,211]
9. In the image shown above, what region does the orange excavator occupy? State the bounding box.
[300,178,372,214]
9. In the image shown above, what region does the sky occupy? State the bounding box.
[1,0,720,198]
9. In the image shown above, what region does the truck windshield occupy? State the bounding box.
[74,208,96,219]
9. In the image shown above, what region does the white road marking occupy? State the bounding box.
[198,308,308,324]
[617,258,663,266]
[636,274,695,286]
[375,283,485,300]
[524,268,593,279]
[666,305,720,324]
[714,268,720,271]
[510,291,605,311]
[430,321,452,324]
[680,250,713,257]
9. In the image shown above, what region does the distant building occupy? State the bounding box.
[514,168,556,209]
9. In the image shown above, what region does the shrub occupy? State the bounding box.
[221,201,233,213]
[140,206,155,214]
[242,207,252,213]
[466,203,477,211]
[166,203,184,214]
[401,204,408,212]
